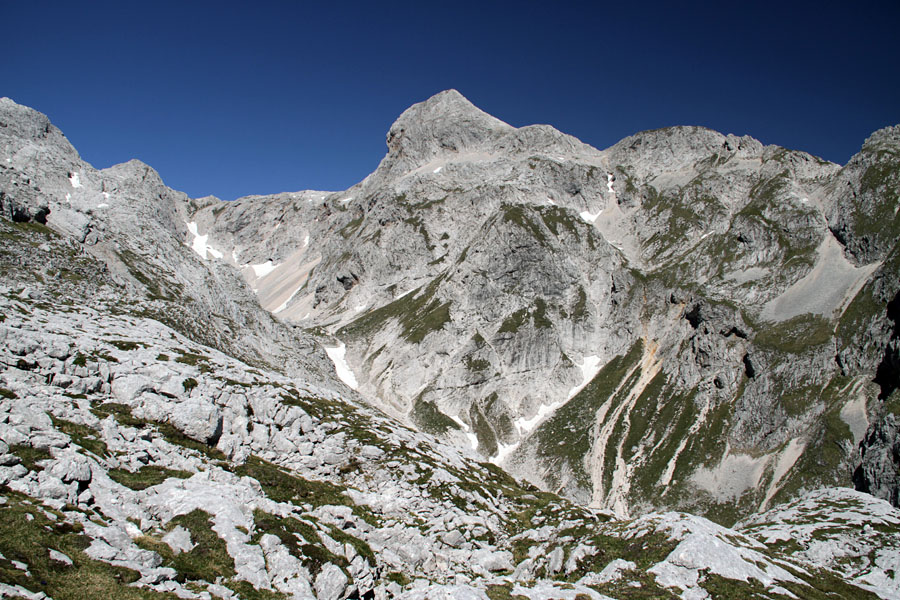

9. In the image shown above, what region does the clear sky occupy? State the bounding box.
[5,1,899,200]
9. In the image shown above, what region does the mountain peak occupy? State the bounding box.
[379,90,514,174]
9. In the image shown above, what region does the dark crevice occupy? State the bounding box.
[874,291,900,400]
[724,326,748,339]
[684,305,702,329]
[742,353,756,379]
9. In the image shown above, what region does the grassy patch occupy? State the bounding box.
[385,571,411,587]
[498,298,552,334]
[339,275,451,344]
[233,456,377,525]
[753,314,833,354]
[90,402,146,428]
[107,466,192,491]
[539,205,581,240]
[502,204,547,244]
[50,417,108,457]
[528,341,643,491]
[410,397,461,435]
[464,355,491,372]
[485,582,529,600]
[154,422,225,460]
[175,352,213,373]
[9,445,52,472]
[107,340,143,352]
[166,509,235,582]
[0,387,17,399]
[250,510,347,576]
[0,488,175,599]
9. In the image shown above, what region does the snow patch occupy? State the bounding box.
[570,355,602,399]
[250,261,278,278]
[449,415,479,450]
[512,355,602,439]
[186,222,221,261]
[840,386,869,444]
[606,173,615,194]
[69,172,82,188]
[325,342,358,390]
[303,234,310,247]
[580,209,602,224]
[433,166,443,173]
[491,441,518,465]
[96,203,109,209]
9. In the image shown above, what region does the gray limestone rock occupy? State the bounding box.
[315,562,348,600]
[168,399,223,445]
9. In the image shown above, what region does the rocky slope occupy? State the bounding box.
[185,91,900,523]
[1,93,900,599]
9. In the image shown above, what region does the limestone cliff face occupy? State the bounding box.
[4,91,900,525]
[184,91,900,522]
[0,97,335,385]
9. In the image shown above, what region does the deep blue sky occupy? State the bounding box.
[5,1,898,200]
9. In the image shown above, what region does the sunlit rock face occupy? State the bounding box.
[2,93,900,599]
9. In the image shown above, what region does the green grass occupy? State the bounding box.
[529,341,643,491]
[485,583,529,600]
[250,510,349,577]
[539,205,581,240]
[50,417,108,457]
[107,340,143,352]
[181,378,197,393]
[0,488,177,599]
[175,351,213,373]
[0,387,17,399]
[107,466,192,491]
[469,400,498,457]
[157,509,235,582]
[410,397,461,435]
[498,298,552,334]
[501,204,547,244]
[339,274,451,343]
[464,355,491,372]
[90,402,146,428]
[753,314,834,354]
[768,377,857,506]
[8,445,52,472]
[232,456,377,525]
[154,422,226,460]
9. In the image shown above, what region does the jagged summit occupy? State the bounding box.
[375,89,514,176]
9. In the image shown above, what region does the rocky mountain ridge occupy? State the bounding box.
[185,91,900,522]
[1,92,899,599]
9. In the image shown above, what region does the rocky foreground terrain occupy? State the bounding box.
[1,93,899,599]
